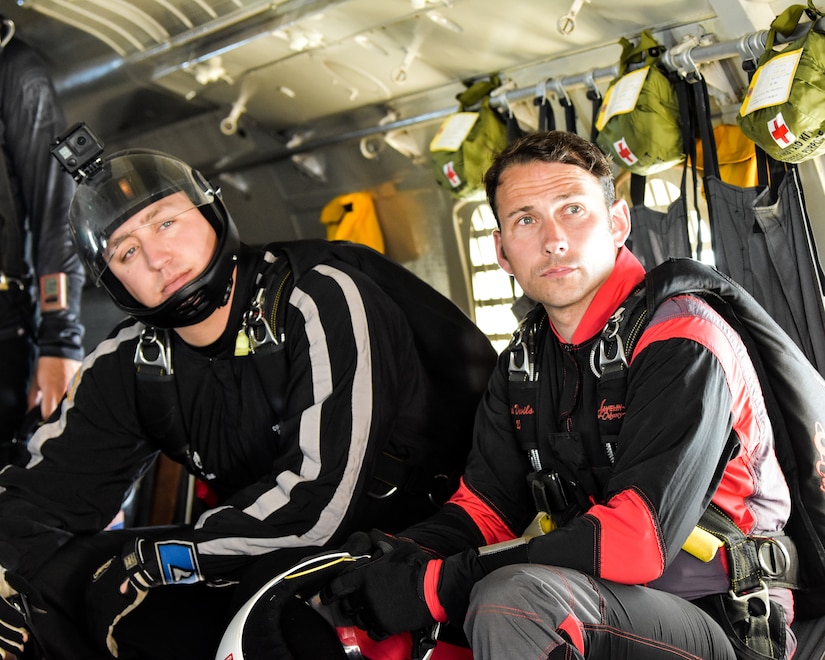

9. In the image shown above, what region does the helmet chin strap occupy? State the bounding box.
[219,270,235,307]
[102,200,240,328]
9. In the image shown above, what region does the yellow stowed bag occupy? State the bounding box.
[695,124,759,188]
[320,191,385,253]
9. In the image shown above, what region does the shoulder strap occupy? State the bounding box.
[590,285,647,462]
[134,326,195,470]
[134,252,294,469]
[506,303,548,466]
[244,249,293,419]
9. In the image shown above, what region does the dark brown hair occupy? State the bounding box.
[484,130,616,225]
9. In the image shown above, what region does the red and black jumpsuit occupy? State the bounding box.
[404,248,794,659]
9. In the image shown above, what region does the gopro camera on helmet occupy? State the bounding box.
[51,122,104,181]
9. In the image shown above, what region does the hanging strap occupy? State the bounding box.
[558,91,578,134]
[534,91,556,132]
[585,77,602,142]
[629,173,646,206]
[672,74,698,258]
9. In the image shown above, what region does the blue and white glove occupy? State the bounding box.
[88,537,203,657]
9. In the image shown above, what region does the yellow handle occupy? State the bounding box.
[682,526,724,563]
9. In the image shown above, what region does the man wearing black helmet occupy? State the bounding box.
[0,147,494,659]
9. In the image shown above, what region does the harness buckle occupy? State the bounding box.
[245,286,283,352]
[508,323,538,382]
[590,306,628,377]
[508,341,531,378]
[728,580,771,618]
[135,327,173,375]
[756,536,792,580]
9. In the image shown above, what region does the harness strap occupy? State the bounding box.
[134,326,200,474]
[590,285,647,460]
[698,504,799,657]
[699,504,800,593]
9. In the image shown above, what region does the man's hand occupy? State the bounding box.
[322,531,444,639]
[0,568,31,660]
[87,538,203,656]
[26,356,81,421]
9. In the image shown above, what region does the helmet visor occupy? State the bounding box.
[69,150,215,284]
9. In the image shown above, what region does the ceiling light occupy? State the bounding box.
[426,10,462,32]
[193,56,230,86]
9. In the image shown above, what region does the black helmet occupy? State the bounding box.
[68,149,240,328]
[217,552,363,660]
[216,551,440,660]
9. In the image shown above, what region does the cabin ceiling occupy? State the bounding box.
[1,0,795,174]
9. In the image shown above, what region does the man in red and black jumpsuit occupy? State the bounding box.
[325,130,798,659]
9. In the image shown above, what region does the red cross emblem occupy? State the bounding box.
[613,138,637,166]
[443,161,462,188]
[768,112,795,147]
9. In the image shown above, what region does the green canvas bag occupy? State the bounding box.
[737,3,825,163]
[595,30,684,176]
[430,76,509,199]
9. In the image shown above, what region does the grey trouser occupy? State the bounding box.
[463,565,737,660]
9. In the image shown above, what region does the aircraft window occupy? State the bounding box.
[463,203,524,353]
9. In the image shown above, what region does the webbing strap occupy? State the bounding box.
[697,504,795,657]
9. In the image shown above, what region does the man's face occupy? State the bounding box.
[106,191,218,308]
[493,160,630,337]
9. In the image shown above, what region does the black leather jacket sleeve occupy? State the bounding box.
[0,38,84,360]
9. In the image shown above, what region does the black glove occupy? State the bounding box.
[337,528,425,559]
[326,529,536,635]
[87,537,203,657]
[322,530,445,639]
[0,568,29,659]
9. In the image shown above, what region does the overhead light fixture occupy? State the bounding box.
[426,10,463,32]
[192,56,230,86]
[409,0,448,8]
[290,153,327,183]
[354,34,388,56]
[272,27,325,52]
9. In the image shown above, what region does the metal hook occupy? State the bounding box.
[0,18,14,50]
[681,46,701,81]
[582,70,601,100]
[490,79,517,117]
[660,35,699,80]
[535,79,548,103]
[547,78,572,106]
[557,0,590,35]
[739,31,766,74]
